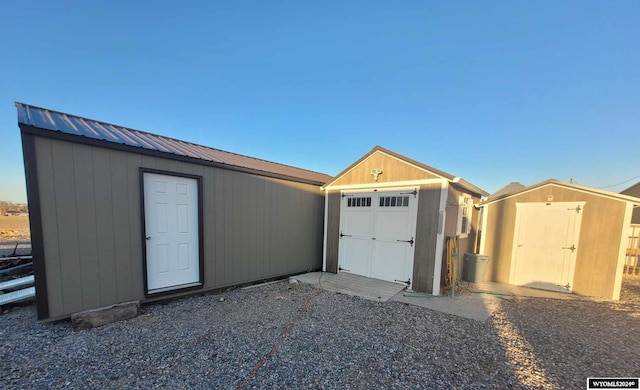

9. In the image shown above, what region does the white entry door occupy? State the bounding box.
[338,190,418,287]
[143,172,201,293]
[510,202,584,293]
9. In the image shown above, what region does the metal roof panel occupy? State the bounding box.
[16,103,332,185]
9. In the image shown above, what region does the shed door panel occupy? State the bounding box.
[144,173,200,292]
[338,196,374,277]
[371,199,414,282]
[338,190,417,288]
[511,202,582,293]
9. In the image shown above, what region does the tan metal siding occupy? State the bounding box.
[325,191,341,273]
[482,184,626,299]
[412,183,442,293]
[34,137,324,319]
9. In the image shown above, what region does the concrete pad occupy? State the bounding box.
[469,281,586,300]
[290,272,406,302]
[391,292,504,322]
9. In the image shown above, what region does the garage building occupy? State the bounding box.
[322,146,488,294]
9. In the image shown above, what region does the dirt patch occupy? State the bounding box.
[0,215,30,242]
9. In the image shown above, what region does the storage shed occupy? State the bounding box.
[18,103,331,320]
[479,179,640,300]
[322,146,488,294]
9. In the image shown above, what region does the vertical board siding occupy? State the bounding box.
[93,148,119,307]
[325,191,341,273]
[330,151,440,186]
[412,183,442,293]
[50,140,84,314]
[72,144,101,310]
[34,137,325,318]
[110,149,133,302]
[35,138,64,316]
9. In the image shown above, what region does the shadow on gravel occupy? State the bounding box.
[488,279,640,389]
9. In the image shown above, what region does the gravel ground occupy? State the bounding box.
[1,279,639,389]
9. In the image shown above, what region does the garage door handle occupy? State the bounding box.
[340,233,352,238]
[397,238,414,246]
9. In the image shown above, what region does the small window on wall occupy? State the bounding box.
[457,194,473,238]
[379,196,410,207]
[347,197,372,207]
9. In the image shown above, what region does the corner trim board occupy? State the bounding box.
[322,189,329,272]
[432,181,448,296]
[19,131,50,319]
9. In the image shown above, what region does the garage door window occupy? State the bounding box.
[347,197,372,207]
[380,195,410,207]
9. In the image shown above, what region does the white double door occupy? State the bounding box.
[143,172,200,292]
[338,189,418,287]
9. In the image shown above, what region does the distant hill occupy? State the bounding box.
[0,201,28,215]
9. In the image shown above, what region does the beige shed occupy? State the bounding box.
[479,179,640,300]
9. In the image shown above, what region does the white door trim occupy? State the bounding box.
[322,189,329,272]
[142,169,203,295]
[431,181,448,295]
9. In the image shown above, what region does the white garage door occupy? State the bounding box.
[510,202,584,293]
[338,189,418,288]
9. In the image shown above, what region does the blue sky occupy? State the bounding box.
[1,1,639,202]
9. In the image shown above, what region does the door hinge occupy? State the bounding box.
[395,278,411,285]
[567,205,581,213]
[397,237,414,246]
[339,232,352,238]
[338,266,350,272]
[400,189,418,197]
[562,244,576,252]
